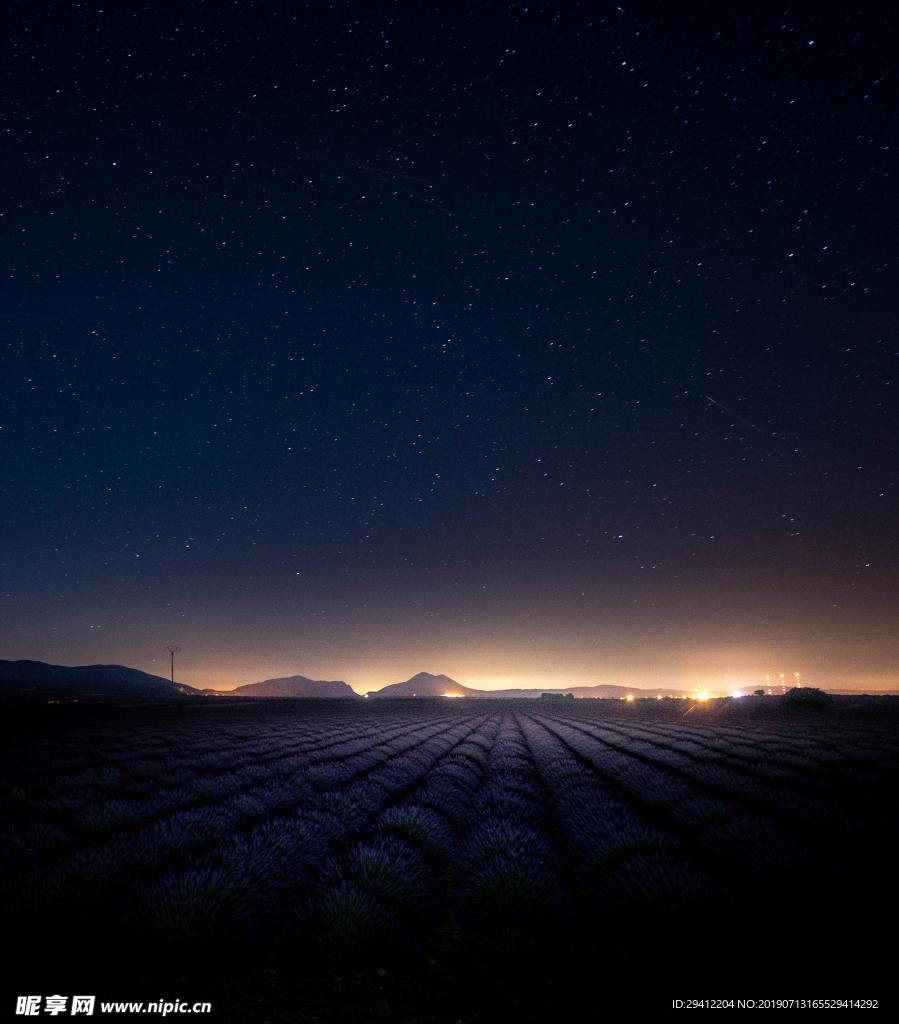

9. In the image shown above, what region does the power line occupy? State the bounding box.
[163,644,181,685]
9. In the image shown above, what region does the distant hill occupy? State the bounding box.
[476,684,684,699]
[824,688,899,696]
[369,672,476,698]
[0,659,198,701]
[368,673,684,699]
[225,675,357,698]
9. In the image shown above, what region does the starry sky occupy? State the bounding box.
[2,3,897,693]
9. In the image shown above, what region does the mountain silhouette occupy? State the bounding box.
[0,659,197,700]
[368,671,475,698]
[227,675,357,698]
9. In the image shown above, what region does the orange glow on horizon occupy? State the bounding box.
[132,657,898,698]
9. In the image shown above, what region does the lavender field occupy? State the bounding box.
[3,698,897,1019]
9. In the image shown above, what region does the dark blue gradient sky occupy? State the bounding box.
[2,3,896,691]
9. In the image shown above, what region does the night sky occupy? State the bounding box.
[2,3,896,693]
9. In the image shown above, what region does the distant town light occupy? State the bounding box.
[625,693,635,702]
[696,691,710,702]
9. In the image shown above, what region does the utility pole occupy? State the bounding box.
[164,645,181,686]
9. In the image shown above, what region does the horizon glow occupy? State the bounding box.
[4,626,897,693]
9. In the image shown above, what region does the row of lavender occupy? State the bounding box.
[3,706,496,950]
[3,700,896,964]
[2,706,471,856]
